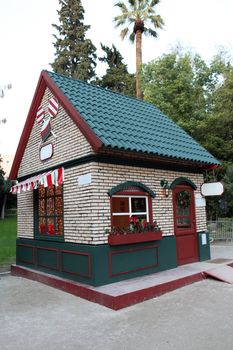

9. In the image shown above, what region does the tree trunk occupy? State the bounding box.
[1,193,7,220]
[135,29,142,99]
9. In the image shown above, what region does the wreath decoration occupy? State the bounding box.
[176,190,191,208]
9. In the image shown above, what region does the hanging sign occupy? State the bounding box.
[201,182,224,197]
[41,118,52,142]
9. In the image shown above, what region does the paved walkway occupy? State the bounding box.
[1,242,233,349]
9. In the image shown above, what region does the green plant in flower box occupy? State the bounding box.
[110,216,160,236]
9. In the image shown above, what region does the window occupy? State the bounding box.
[111,193,151,230]
[37,184,63,238]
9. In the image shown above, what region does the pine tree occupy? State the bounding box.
[51,0,97,81]
[96,43,136,97]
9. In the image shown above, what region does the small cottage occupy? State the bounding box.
[10,70,219,286]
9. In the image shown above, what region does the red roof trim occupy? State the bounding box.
[42,71,102,152]
[9,71,103,180]
[204,164,221,171]
[9,72,46,179]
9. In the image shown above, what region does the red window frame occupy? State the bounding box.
[36,184,64,239]
[110,190,153,230]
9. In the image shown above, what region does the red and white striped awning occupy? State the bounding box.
[11,167,64,194]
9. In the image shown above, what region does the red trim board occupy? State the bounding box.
[11,265,206,311]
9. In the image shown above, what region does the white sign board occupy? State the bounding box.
[40,143,53,161]
[201,233,207,245]
[78,173,92,186]
[195,193,206,207]
[201,182,224,197]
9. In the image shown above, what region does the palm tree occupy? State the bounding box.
[114,0,164,99]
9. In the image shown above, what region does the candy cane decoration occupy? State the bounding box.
[35,96,59,142]
[36,106,45,124]
[48,97,59,118]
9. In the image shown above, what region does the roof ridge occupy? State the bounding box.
[45,70,154,107]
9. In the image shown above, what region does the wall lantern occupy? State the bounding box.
[160,179,170,197]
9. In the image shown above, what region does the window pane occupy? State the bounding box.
[47,197,54,216]
[37,185,63,238]
[47,217,55,235]
[55,196,63,216]
[38,199,45,216]
[47,186,54,197]
[55,185,62,196]
[132,215,147,222]
[38,185,45,198]
[177,217,191,227]
[56,217,63,236]
[39,217,46,234]
[176,206,190,216]
[112,197,129,213]
[131,198,146,213]
[112,215,129,229]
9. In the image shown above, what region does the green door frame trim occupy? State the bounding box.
[170,177,197,190]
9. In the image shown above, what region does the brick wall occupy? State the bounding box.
[18,87,94,178]
[17,192,34,239]
[63,162,206,244]
[17,161,206,244]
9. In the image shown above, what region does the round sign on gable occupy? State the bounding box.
[201,182,224,197]
[40,143,53,161]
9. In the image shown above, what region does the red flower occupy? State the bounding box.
[130,216,139,224]
[40,224,46,234]
[48,224,54,235]
[142,219,148,228]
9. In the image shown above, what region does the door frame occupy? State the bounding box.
[172,183,198,265]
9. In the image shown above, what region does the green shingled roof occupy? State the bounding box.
[47,71,219,166]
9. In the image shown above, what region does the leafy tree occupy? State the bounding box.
[0,155,4,177]
[223,165,233,217]
[200,61,233,162]
[114,0,164,99]
[96,43,136,97]
[141,51,214,138]
[0,156,6,219]
[141,49,233,218]
[51,0,97,81]
[0,156,16,220]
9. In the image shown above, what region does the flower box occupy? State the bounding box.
[108,231,162,246]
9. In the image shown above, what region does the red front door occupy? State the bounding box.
[173,185,198,265]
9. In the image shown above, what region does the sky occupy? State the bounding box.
[0,0,232,159]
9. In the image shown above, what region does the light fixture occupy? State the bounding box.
[160,179,170,197]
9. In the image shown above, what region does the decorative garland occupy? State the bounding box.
[176,190,191,208]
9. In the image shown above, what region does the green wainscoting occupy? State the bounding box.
[16,236,177,286]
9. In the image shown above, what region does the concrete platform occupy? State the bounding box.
[11,257,233,310]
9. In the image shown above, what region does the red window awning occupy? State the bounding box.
[11,167,64,194]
